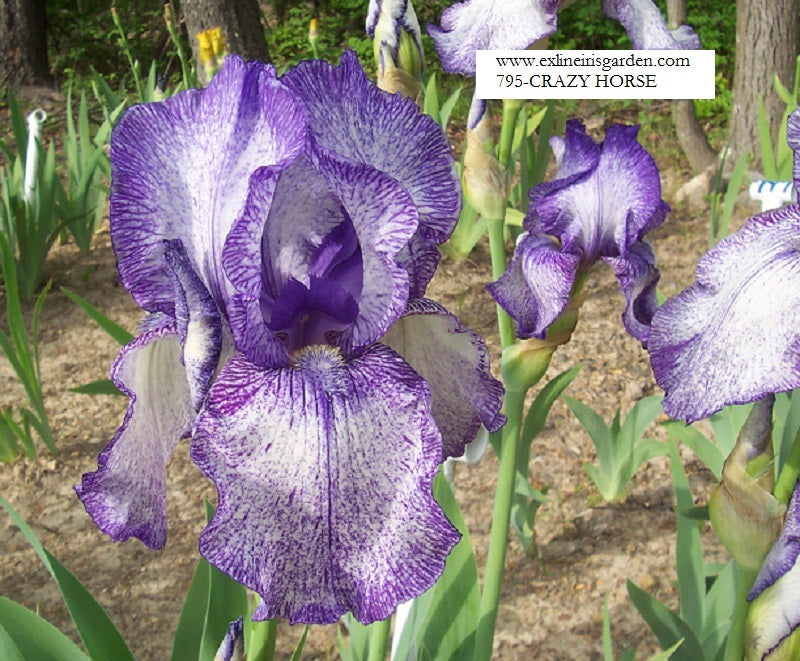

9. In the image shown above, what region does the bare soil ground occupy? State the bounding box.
[0,106,759,659]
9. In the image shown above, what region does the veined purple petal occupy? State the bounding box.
[604,241,660,345]
[427,0,558,76]
[164,240,223,410]
[111,56,306,315]
[745,482,800,657]
[487,232,579,339]
[75,322,195,549]
[601,0,701,49]
[281,51,460,294]
[396,236,441,300]
[380,298,505,459]
[225,294,289,369]
[533,121,669,261]
[225,152,416,359]
[191,344,459,625]
[649,206,800,423]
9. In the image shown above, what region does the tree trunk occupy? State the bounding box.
[666,0,716,173]
[182,0,270,85]
[728,0,799,170]
[0,0,52,88]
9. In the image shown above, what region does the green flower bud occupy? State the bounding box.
[463,106,507,221]
[709,395,786,572]
[501,293,583,391]
[397,29,422,79]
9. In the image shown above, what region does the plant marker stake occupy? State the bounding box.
[23,109,46,207]
[749,180,794,212]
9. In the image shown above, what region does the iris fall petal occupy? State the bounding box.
[649,206,800,423]
[76,322,195,549]
[191,345,460,625]
[380,298,505,459]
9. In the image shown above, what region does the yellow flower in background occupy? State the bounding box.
[196,27,227,80]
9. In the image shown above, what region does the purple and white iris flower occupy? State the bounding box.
[648,206,800,423]
[601,0,700,50]
[427,0,699,78]
[76,52,504,625]
[647,108,800,657]
[428,0,558,76]
[488,120,668,344]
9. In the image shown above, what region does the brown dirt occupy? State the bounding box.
[0,107,760,659]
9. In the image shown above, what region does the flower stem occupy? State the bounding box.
[723,561,757,661]
[498,100,524,171]
[367,616,392,661]
[474,388,526,661]
[774,429,800,505]
[487,219,515,349]
[248,618,277,661]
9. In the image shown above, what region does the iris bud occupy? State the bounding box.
[463,98,507,221]
[501,293,583,391]
[709,395,785,572]
[370,0,423,101]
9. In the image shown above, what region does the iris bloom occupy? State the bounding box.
[648,207,800,423]
[647,109,800,658]
[76,52,504,625]
[427,0,699,77]
[648,207,800,657]
[488,120,668,343]
[601,0,700,49]
[428,0,558,76]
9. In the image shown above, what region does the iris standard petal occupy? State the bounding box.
[75,322,195,549]
[603,241,660,345]
[427,0,558,76]
[487,233,579,339]
[649,206,800,423]
[110,56,306,314]
[380,298,505,459]
[601,0,701,49]
[225,152,418,360]
[191,344,459,625]
[534,122,669,261]
[281,51,460,294]
[164,240,223,410]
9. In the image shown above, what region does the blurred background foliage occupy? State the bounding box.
[43,0,736,126]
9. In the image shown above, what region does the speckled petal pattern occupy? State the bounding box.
[601,0,701,49]
[487,233,579,339]
[649,206,800,423]
[75,322,195,549]
[427,0,558,76]
[367,0,424,63]
[281,52,460,293]
[380,298,505,459]
[110,56,306,314]
[191,344,459,624]
[534,121,669,261]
